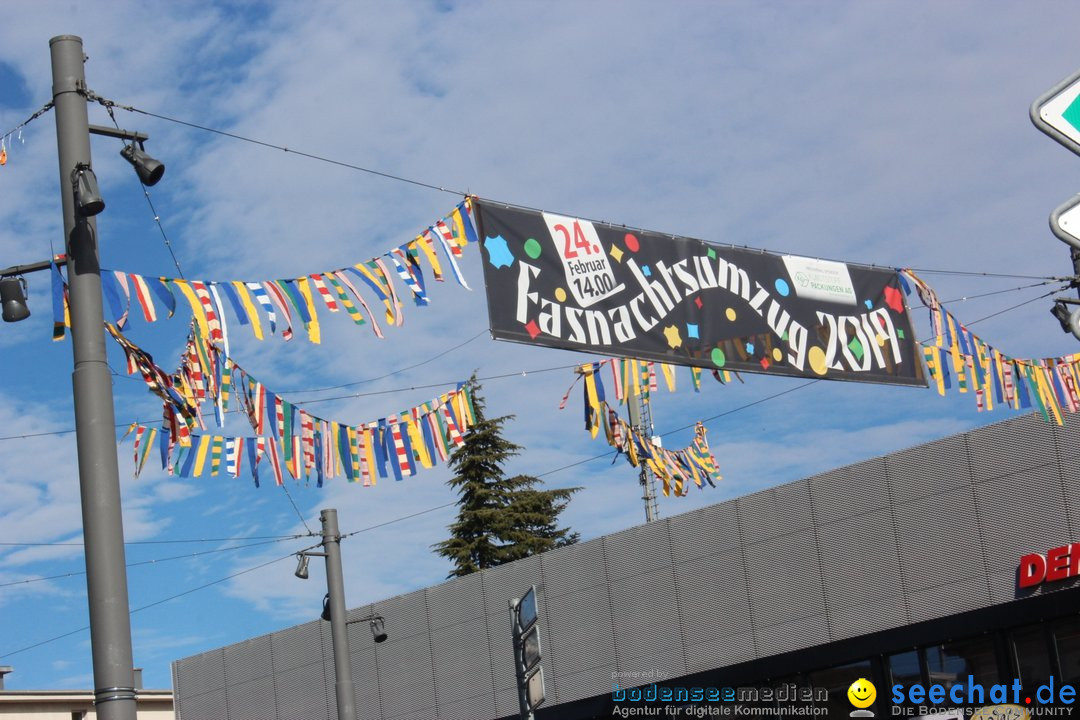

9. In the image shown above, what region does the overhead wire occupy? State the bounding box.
[0,361,584,444]
[0,545,316,659]
[0,536,299,589]
[102,103,186,278]
[0,534,307,546]
[98,100,1074,284]
[112,102,470,198]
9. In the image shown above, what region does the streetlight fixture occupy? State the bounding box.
[0,277,30,322]
[119,142,165,186]
[71,163,104,216]
[294,552,311,579]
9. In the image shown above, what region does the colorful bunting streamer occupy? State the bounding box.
[111,322,476,485]
[570,362,723,496]
[558,357,741,411]
[901,269,1080,425]
[53,200,479,346]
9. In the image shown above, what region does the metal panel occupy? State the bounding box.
[437,692,498,720]
[430,617,494,704]
[225,675,276,720]
[542,584,617,679]
[1057,438,1080,541]
[892,488,985,592]
[273,658,330,720]
[271,621,324,672]
[494,685,524,719]
[674,549,753,646]
[683,633,756,674]
[755,615,831,657]
[223,634,273,685]
[374,588,430,643]
[479,554,543,616]
[667,498,741,561]
[738,480,813,544]
[557,663,618,704]
[604,520,672,582]
[375,631,437,718]
[967,412,1056,482]
[809,457,889,525]
[906,576,992,624]
[743,528,827,628]
[175,688,227,720]
[885,433,970,504]
[347,646,383,720]
[540,537,606,598]
[174,650,225,694]
[609,567,686,678]
[816,509,903,608]
[828,597,908,642]
[972,464,1069,571]
[427,572,485,630]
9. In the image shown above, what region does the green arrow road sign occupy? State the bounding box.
[1032,68,1080,157]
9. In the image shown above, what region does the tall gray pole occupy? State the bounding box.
[321,508,357,720]
[50,35,137,720]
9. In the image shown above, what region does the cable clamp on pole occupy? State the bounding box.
[93,686,137,705]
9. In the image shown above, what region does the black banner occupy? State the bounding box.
[474,200,925,387]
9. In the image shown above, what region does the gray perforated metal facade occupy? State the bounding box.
[173,411,1080,719]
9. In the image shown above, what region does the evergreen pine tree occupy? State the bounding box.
[434,380,580,577]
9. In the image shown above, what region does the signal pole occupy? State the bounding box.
[51,35,137,720]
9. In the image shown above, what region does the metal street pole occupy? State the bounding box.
[627,393,659,523]
[320,508,358,720]
[50,35,137,720]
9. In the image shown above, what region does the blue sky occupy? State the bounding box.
[3,0,1080,692]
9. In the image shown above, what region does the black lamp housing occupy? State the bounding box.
[0,277,29,322]
[120,143,164,186]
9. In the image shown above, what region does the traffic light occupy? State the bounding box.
[510,586,545,718]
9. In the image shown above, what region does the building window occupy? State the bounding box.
[1011,623,1052,691]
[923,634,999,699]
[888,649,922,687]
[1052,615,1080,685]
[809,659,875,717]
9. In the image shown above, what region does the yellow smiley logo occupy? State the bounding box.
[847,678,876,708]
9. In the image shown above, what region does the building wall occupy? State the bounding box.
[172,411,1080,720]
[0,691,173,719]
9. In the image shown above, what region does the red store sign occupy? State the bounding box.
[1019,543,1080,588]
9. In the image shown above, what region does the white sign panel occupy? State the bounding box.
[1051,194,1080,250]
[782,255,857,305]
[1031,68,1080,157]
[542,212,625,307]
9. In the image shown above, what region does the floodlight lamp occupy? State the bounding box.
[293,553,310,580]
[71,163,104,216]
[0,277,29,322]
[1052,299,1080,340]
[369,615,387,644]
[120,143,164,187]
